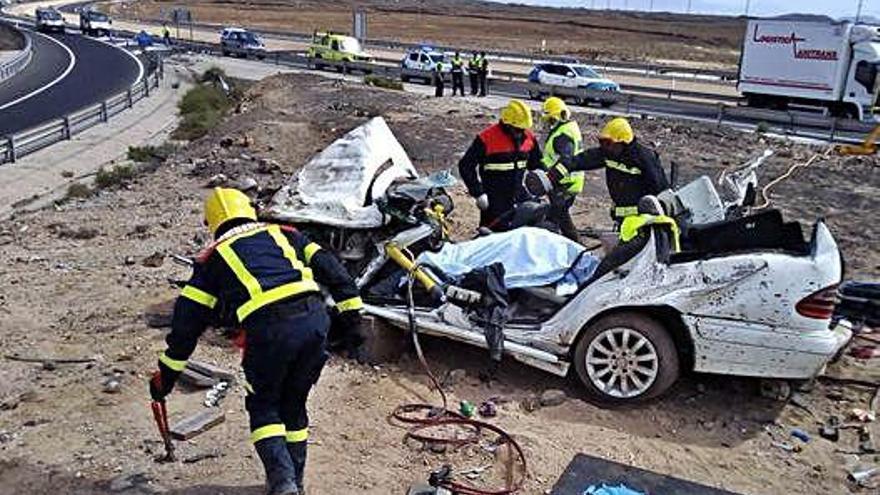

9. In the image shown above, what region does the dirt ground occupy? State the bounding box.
[105,0,744,68]
[0,72,878,495]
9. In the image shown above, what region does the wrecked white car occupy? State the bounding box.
[264,117,851,404]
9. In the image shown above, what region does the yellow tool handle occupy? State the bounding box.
[385,243,444,302]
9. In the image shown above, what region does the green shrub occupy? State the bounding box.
[364,75,403,91]
[127,143,178,163]
[95,164,136,189]
[200,66,227,83]
[65,183,93,199]
[173,84,233,141]
[755,121,770,134]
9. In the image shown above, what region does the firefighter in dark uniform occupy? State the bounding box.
[540,97,585,242]
[570,117,668,225]
[149,188,364,495]
[468,52,480,95]
[450,51,465,96]
[458,99,542,232]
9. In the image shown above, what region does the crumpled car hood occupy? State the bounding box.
[263,117,418,228]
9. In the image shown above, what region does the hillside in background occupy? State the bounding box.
[106,0,747,67]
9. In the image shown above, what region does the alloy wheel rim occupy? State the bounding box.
[585,327,659,398]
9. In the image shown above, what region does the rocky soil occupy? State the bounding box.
[0,72,878,495]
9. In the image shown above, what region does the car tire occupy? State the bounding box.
[222,49,230,57]
[528,89,539,100]
[599,100,614,108]
[573,313,680,405]
[401,75,410,83]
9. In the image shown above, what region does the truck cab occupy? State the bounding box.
[35,7,65,33]
[79,9,111,37]
[307,31,371,65]
[843,25,880,120]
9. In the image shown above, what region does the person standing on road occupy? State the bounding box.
[433,60,445,97]
[149,188,365,495]
[458,99,542,232]
[478,51,489,97]
[540,97,585,242]
[468,52,481,96]
[451,51,465,96]
[162,23,171,45]
[570,117,668,225]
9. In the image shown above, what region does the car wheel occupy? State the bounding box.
[600,100,614,108]
[573,313,680,405]
[222,49,230,57]
[528,89,539,100]
[401,75,410,83]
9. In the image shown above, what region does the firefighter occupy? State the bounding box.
[478,51,489,97]
[433,60,445,97]
[468,52,480,95]
[149,188,364,495]
[450,51,465,96]
[571,117,668,225]
[540,97,584,242]
[458,99,542,232]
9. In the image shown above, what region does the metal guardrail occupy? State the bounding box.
[0,20,32,83]
[0,58,164,165]
[174,39,871,143]
[129,15,738,84]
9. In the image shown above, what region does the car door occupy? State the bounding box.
[542,64,564,87]
[561,66,579,88]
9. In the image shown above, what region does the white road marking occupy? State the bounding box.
[0,30,76,111]
[90,35,144,86]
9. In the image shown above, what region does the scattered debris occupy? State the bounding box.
[819,416,840,442]
[848,466,880,487]
[539,389,567,407]
[170,409,226,441]
[144,299,175,328]
[141,252,165,268]
[187,359,236,382]
[102,378,122,394]
[5,354,95,365]
[791,428,810,443]
[520,395,541,412]
[760,380,792,401]
[478,400,497,418]
[179,367,218,389]
[459,400,475,418]
[204,380,230,408]
[182,450,223,464]
[53,225,100,240]
[207,173,228,187]
[859,427,876,454]
[233,176,258,191]
[850,408,876,423]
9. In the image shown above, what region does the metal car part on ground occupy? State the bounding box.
[264,118,852,404]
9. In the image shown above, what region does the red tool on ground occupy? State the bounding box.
[151,400,176,462]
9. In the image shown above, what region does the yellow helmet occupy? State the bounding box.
[500,99,533,130]
[204,187,257,235]
[541,96,569,122]
[599,117,634,144]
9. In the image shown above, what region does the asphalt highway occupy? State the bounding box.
[0,30,141,136]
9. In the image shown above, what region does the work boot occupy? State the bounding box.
[255,437,300,495]
[287,440,308,493]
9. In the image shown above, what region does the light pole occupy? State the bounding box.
[687,0,692,14]
[856,0,864,22]
[745,0,752,17]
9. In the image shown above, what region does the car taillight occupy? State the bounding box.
[796,284,839,320]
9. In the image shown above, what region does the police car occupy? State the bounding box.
[528,62,620,107]
[220,27,266,59]
[400,46,451,84]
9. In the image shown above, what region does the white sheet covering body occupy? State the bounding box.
[418,227,598,289]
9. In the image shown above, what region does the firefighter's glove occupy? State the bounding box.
[149,362,180,402]
[338,310,368,364]
[474,194,489,211]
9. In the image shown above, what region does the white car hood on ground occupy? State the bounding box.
[264,117,418,228]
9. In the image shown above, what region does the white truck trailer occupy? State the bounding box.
[738,20,880,120]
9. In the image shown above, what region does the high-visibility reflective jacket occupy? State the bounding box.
[159,222,361,370]
[619,213,681,252]
[458,122,542,227]
[573,139,668,218]
[451,56,464,73]
[542,120,585,196]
